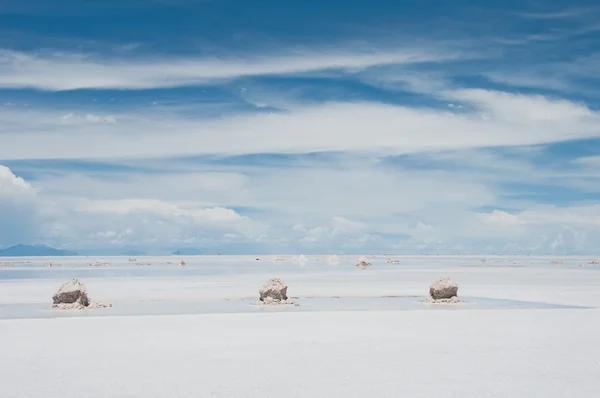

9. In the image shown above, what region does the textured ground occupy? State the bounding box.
[0,255,599,397]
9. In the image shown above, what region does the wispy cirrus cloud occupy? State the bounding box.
[1,88,599,160]
[514,7,598,20]
[0,46,464,91]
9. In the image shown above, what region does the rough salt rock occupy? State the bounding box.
[52,279,111,310]
[429,278,459,300]
[355,256,371,269]
[177,260,186,266]
[52,279,90,307]
[255,278,296,305]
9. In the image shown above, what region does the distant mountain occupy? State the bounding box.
[172,248,203,255]
[0,244,78,257]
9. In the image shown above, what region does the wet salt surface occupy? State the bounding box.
[0,296,586,320]
[1,254,597,281]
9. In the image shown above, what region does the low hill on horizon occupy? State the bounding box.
[0,244,78,257]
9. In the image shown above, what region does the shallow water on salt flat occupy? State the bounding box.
[0,295,587,320]
[0,254,597,282]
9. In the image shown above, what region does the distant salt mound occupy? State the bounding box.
[88,261,110,267]
[291,255,308,265]
[128,258,137,263]
[272,256,285,263]
[355,256,371,269]
[254,278,296,306]
[52,279,111,310]
[45,262,61,267]
[428,278,460,303]
[581,260,600,267]
[0,261,30,267]
[327,255,341,264]
[177,260,186,266]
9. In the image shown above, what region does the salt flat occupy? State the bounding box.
[0,255,599,397]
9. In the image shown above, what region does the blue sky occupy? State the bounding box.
[1,0,600,254]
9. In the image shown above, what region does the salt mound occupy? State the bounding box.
[272,256,285,263]
[52,279,89,307]
[0,261,30,266]
[327,255,341,264]
[429,278,459,300]
[177,260,186,266]
[291,255,308,265]
[355,256,371,269]
[88,261,110,267]
[52,279,111,310]
[128,258,137,262]
[254,278,296,305]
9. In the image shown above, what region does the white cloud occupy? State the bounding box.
[60,113,117,124]
[0,47,460,91]
[571,156,600,167]
[4,157,600,253]
[331,216,366,234]
[2,89,600,160]
[479,210,523,226]
[0,165,39,246]
[0,165,36,201]
[79,199,247,223]
[514,8,594,19]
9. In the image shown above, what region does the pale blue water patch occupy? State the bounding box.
[0,259,328,280]
[1,256,596,285]
[0,257,437,281]
[1,255,595,280]
[0,296,587,320]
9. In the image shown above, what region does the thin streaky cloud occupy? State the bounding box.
[1,90,599,160]
[514,7,597,20]
[0,47,465,91]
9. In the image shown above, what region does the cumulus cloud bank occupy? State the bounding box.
[0,166,38,246]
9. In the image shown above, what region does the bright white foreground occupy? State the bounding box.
[1,310,599,397]
[1,256,600,397]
